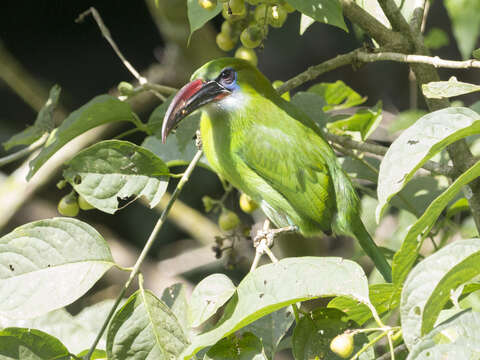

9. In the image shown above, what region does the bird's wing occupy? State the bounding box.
[235,117,336,232]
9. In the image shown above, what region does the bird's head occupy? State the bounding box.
[161,57,272,143]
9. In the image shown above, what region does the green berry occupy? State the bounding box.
[228,0,245,14]
[239,193,259,213]
[268,5,287,28]
[240,25,263,48]
[330,333,354,359]
[235,47,258,66]
[221,20,234,37]
[58,193,79,217]
[198,0,218,10]
[118,81,135,96]
[254,4,267,23]
[78,195,95,211]
[218,210,240,231]
[216,32,235,51]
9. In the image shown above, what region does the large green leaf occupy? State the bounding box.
[0,327,70,360]
[308,81,367,111]
[376,107,480,221]
[3,85,61,151]
[187,0,222,36]
[27,95,136,179]
[239,308,294,359]
[328,283,398,325]
[326,101,382,141]
[392,161,480,294]
[290,92,328,128]
[188,274,236,328]
[63,140,169,214]
[422,77,480,99]
[422,243,480,337]
[292,308,373,360]
[285,0,347,31]
[161,283,190,332]
[181,257,372,359]
[107,289,189,360]
[407,309,480,359]
[445,0,480,59]
[400,239,480,349]
[0,218,114,319]
[204,332,267,360]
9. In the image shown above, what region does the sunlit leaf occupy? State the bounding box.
[63,140,169,214]
[187,0,222,36]
[27,95,136,179]
[422,77,480,99]
[309,81,367,111]
[285,0,347,31]
[0,218,114,319]
[299,14,315,35]
[161,283,190,332]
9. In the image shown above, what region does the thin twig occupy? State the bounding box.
[84,150,203,360]
[0,134,48,168]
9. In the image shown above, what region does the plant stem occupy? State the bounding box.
[0,134,47,168]
[84,149,203,360]
[351,330,388,360]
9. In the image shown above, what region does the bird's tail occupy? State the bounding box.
[327,159,392,282]
[351,217,392,283]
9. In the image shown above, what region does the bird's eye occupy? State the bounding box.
[219,68,235,85]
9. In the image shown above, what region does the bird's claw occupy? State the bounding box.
[195,130,202,150]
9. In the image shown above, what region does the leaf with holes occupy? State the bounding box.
[63,140,169,214]
[0,218,114,319]
[293,308,373,360]
[400,239,480,349]
[376,107,480,221]
[309,80,367,111]
[285,0,347,31]
[0,327,70,359]
[205,332,267,360]
[27,95,137,179]
[188,273,236,328]
[392,161,480,296]
[407,309,480,359]
[107,289,189,360]
[3,85,61,151]
[181,257,373,359]
[422,77,480,99]
[187,0,222,36]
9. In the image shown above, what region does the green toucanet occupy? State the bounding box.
[162,58,392,282]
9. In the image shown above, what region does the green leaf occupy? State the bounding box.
[205,332,267,360]
[329,283,398,325]
[77,349,107,359]
[181,257,372,359]
[376,107,480,221]
[299,14,315,35]
[309,81,367,111]
[407,309,480,359]
[187,0,222,36]
[285,0,347,32]
[161,283,190,332]
[354,0,417,31]
[239,308,294,359]
[446,197,469,218]
[63,140,169,214]
[392,161,480,295]
[400,239,480,349]
[473,48,480,60]
[188,274,236,328]
[292,308,373,360]
[290,92,328,128]
[445,0,480,59]
[422,243,480,337]
[0,218,114,319]
[0,327,70,360]
[339,155,379,183]
[423,27,449,50]
[326,101,382,141]
[27,95,136,180]
[3,85,61,151]
[107,289,189,360]
[388,110,427,134]
[422,77,480,99]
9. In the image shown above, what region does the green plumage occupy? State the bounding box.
[192,58,391,282]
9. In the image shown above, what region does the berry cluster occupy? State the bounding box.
[199,0,295,65]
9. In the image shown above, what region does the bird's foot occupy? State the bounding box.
[195,130,202,150]
[250,220,298,272]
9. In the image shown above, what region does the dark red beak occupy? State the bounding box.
[161,78,230,143]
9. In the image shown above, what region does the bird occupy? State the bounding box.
[162,58,391,282]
